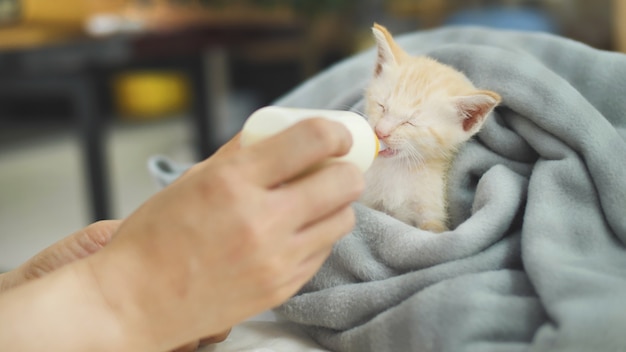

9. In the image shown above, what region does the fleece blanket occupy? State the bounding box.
[149,27,626,352]
[271,26,626,352]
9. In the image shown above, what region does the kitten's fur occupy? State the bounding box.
[359,24,501,232]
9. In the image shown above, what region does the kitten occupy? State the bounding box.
[359,24,501,232]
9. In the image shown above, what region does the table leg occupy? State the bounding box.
[72,75,111,221]
[0,75,112,222]
[615,0,626,52]
[188,49,230,160]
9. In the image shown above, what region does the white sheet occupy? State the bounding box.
[198,311,328,352]
[200,321,329,352]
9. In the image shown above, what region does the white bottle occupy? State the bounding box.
[240,106,383,173]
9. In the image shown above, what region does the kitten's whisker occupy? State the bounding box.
[352,107,372,122]
[335,104,355,111]
[400,143,423,169]
[334,104,369,120]
[352,109,367,118]
[411,145,425,168]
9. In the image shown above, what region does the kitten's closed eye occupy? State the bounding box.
[377,103,386,112]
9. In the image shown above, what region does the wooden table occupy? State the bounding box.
[0,22,303,222]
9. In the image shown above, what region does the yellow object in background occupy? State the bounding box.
[19,0,127,25]
[113,71,191,120]
[21,0,88,25]
[0,0,129,49]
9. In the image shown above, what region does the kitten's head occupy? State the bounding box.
[365,24,501,165]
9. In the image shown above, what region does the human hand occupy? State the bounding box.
[83,118,364,351]
[170,134,244,352]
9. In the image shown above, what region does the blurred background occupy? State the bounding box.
[0,0,624,271]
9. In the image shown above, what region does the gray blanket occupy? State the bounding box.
[271,27,626,352]
[148,26,626,352]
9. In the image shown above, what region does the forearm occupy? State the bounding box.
[0,260,137,352]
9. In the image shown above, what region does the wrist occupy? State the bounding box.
[0,260,129,351]
[80,249,159,351]
[82,239,199,352]
[83,232,229,351]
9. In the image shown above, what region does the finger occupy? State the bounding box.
[298,246,335,280]
[198,328,232,346]
[270,246,335,307]
[171,133,242,183]
[268,206,354,301]
[171,340,199,352]
[290,205,355,262]
[58,220,120,261]
[76,220,122,253]
[240,118,353,187]
[212,132,241,158]
[274,162,363,233]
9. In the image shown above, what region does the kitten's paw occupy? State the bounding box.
[420,221,448,233]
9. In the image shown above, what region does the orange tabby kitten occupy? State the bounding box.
[359,24,501,232]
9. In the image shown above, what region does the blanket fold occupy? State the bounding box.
[270,27,626,352]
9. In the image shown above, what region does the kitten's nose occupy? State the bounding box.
[375,128,390,140]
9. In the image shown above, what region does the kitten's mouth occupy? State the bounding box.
[377,140,397,157]
[378,148,398,157]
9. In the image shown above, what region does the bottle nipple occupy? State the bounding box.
[377,139,388,153]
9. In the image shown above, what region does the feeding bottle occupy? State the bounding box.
[240,106,385,173]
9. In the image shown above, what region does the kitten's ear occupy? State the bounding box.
[372,23,407,76]
[454,90,501,133]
